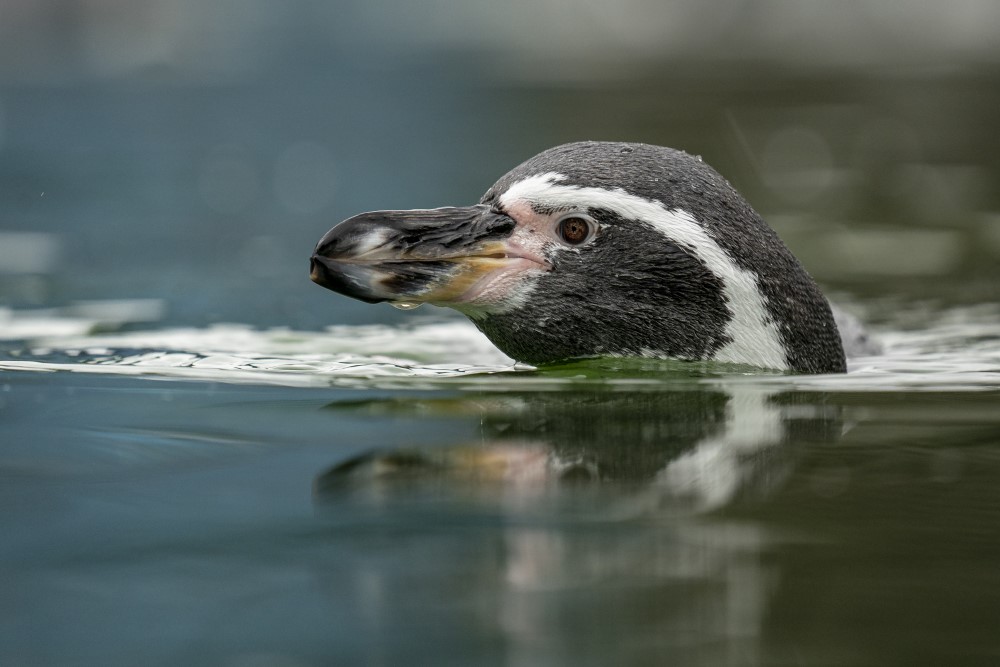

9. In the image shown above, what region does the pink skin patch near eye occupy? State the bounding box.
[447,201,558,312]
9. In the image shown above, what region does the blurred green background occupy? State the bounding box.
[2,0,999,329]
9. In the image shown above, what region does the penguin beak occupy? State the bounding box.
[310,205,549,307]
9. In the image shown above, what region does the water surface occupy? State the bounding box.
[2,303,999,666]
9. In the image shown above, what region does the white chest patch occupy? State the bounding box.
[498,173,789,370]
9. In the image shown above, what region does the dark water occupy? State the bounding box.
[3,367,1000,666]
[4,3,1000,665]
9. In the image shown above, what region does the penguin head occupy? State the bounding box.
[310,141,846,373]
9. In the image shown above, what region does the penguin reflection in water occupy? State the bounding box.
[313,386,843,661]
[311,141,860,374]
[314,385,841,509]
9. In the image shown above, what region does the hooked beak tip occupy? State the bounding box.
[309,256,324,284]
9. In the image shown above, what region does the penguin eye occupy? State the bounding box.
[556,214,596,246]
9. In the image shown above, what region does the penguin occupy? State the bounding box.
[310,141,847,374]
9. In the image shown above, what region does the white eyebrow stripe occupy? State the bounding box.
[498,172,789,370]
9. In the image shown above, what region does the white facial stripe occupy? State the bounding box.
[498,173,789,370]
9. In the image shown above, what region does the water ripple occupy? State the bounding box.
[1,301,999,392]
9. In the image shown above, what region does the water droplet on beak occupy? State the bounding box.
[390,301,423,311]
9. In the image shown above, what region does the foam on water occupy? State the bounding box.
[0,315,516,388]
[1,300,998,391]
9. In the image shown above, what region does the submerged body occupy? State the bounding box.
[310,142,846,374]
